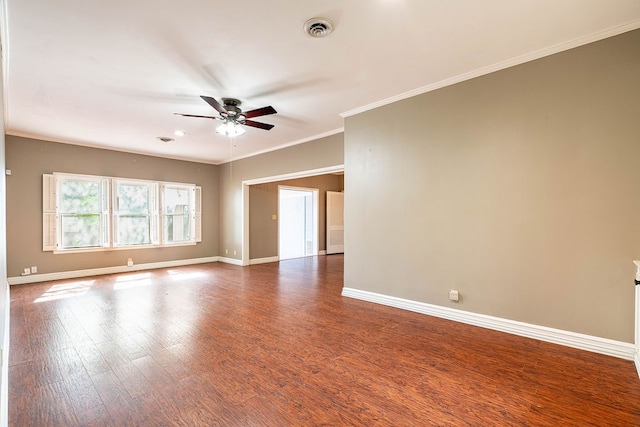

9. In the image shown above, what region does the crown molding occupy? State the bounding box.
[341,20,640,118]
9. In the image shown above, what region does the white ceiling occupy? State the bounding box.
[4,1,640,164]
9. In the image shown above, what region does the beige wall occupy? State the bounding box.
[5,136,219,276]
[344,30,640,342]
[249,174,344,259]
[219,133,344,260]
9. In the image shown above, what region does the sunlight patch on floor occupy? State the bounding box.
[34,280,95,303]
[166,270,208,281]
[113,272,152,290]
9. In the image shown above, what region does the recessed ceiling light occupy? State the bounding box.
[174,130,185,137]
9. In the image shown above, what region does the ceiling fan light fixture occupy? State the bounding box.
[216,121,245,137]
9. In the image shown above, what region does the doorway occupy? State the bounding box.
[278,187,319,260]
[241,164,344,266]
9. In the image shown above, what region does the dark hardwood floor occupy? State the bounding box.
[8,255,640,426]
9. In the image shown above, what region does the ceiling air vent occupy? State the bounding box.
[304,18,334,38]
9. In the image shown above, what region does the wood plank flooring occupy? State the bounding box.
[9,255,640,426]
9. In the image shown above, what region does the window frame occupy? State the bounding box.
[112,178,159,248]
[43,173,201,254]
[55,174,110,251]
[160,183,195,245]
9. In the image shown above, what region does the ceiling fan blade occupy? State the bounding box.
[243,105,277,119]
[174,113,220,120]
[243,119,274,130]
[200,95,227,114]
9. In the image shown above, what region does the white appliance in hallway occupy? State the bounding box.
[326,191,344,255]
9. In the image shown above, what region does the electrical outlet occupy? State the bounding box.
[22,268,31,276]
[233,250,237,256]
[127,258,133,267]
[225,249,228,254]
[449,290,459,302]
[31,266,37,273]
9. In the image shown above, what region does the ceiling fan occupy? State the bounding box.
[175,96,277,136]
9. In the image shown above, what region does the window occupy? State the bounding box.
[114,180,157,247]
[58,176,109,250]
[43,173,201,252]
[162,184,192,243]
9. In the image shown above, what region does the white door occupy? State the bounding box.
[635,262,640,362]
[326,191,344,254]
[279,187,319,260]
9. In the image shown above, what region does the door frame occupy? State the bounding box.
[635,261,640,377]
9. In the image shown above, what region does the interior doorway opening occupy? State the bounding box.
[241,164,344,266]
[278,187,319,260]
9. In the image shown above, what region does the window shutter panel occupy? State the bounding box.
[42,174,57,251]
[195,186,202,242]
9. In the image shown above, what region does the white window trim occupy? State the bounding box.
[43,173,202,253]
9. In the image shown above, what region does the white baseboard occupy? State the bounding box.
[249,253,326,265]
[1,281,10,426]
[7,257,219,285]
[342,287,636,361]
[635,350,640,378]
[217,257,244,266]
[249,256,279,265]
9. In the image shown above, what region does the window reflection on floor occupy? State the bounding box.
[34,280,95,303]
[113,272,152,290]
[166,269,208,281]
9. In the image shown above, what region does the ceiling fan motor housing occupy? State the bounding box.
[221,98,242,117]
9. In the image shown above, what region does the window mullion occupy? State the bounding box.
[102,178,112,248]
[158,184,165,245]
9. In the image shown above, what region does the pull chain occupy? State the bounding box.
[229,136,236,183]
